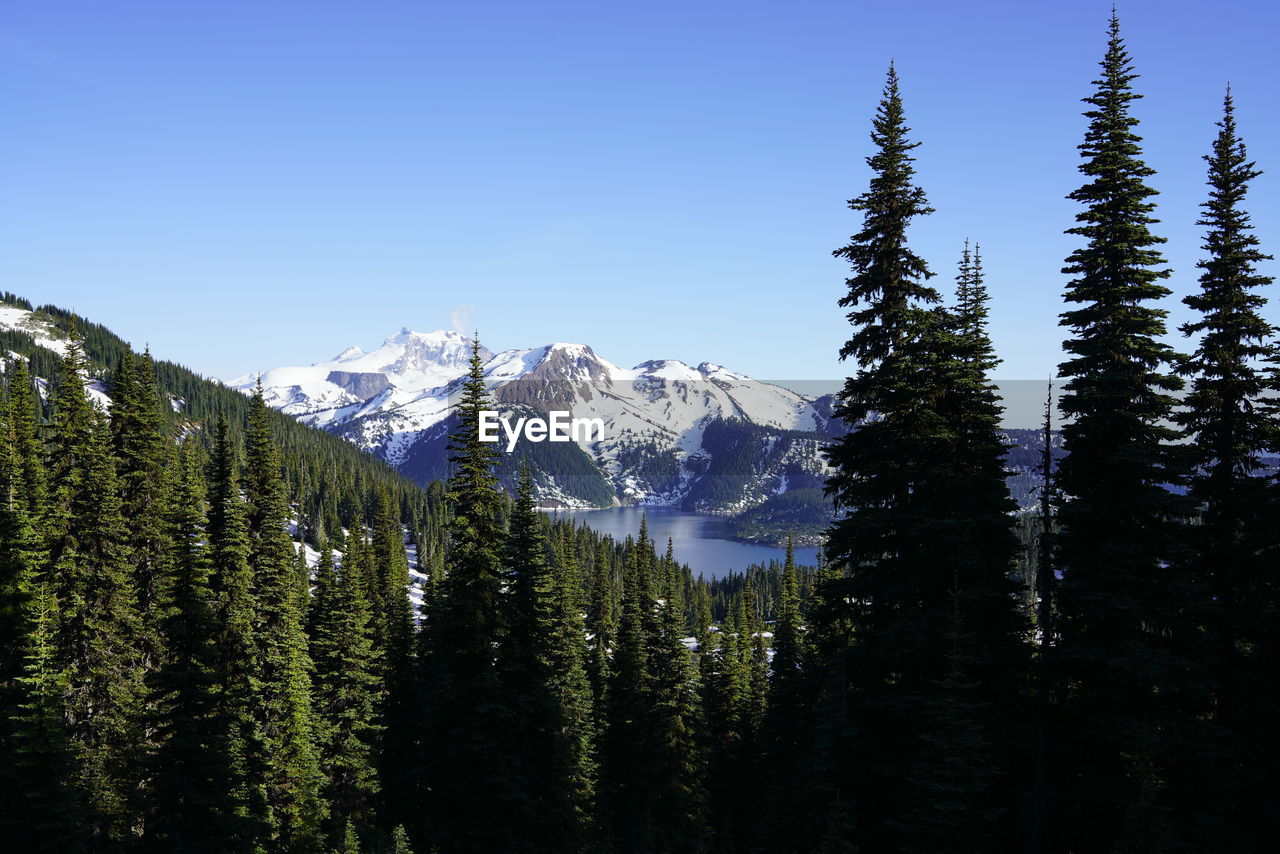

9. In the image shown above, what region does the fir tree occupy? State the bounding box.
[309,543,382,848]
[0,360,48,835]
[108,350,171,672]
[647,539,708,854]
[389,825,415,854]
[755,537,807,851]
[46,339,147,846]
[704,591,763,852]
[10,579,88,852]
[206,417,271,850]
[244,389,327,850]
[586,535,617,732]
[145,442,246,851]
[1053,13,1201,851]
[1177,88,1277,851]
[417,338,518,853]
[369,491,416,834]
[817,62,943,852]
[502,465,577,851]
[548,525,598,846]
[601,538,657,853]
[817,67,1028,852]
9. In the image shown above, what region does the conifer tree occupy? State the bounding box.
[772,536,803,691]
[109,350,171,671]
[601,538,658,853]
[1053,13,1201,851]
[816,62,943,852]
[816,66,1029,852]
[309,543,382,848]
[502,465,577,851]
[927,242,1031,849]
[704,591,763,852]
[417,338,517,853]
[389,825,415,854]
[10,579,88,852]
[0,360,48,834]
[371,490,413,664]
[1177,88,1277,851]
[647,539,708,853]
[0,361,45,667]
[145,442,245,851]
[756,537,807,850]
[244,389,327,849]
[46,338,148,845]
[369,490,416,833]
[548,525,598,846]
[206,417,271,850]
[586,536,617,730]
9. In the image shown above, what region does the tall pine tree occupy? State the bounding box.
[1177,87,1277,851]
[206,417,271,851]
[46,338,147,847]
[244,389,327,850]
[416,338,518,853]
[1053,13,1201,851]
[309,543,382,849]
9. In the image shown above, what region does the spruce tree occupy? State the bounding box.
[244,389,327,849]
[548,525,598,847]
[1053,13,1201,851]
[647,539,708,854]
[1177,88,1277,851]
[10,579,89,852]
[601,538,658,853]
[206,417,271,850]
[586,536,617,732]
[145,441,246,851]
[817,62,943,852]
[501,465,577,851]
[46,338,147,846]
[417,338,518,853]
[108,350,171,672]
[309,543,382,848]
[817,66,1029,852]
[369,491,416,834]
[0,360,48,835]
[755,537,807,851]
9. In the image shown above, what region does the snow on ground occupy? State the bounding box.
[0,304,71,356]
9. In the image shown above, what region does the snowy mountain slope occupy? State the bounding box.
[231,330,834,510]
[0,302,71,356]
[227,328,491,418]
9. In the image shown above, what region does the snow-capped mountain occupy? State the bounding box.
[230,330,838,511]
[227,328,490,418]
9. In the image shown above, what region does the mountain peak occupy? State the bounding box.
[331,344,366,362]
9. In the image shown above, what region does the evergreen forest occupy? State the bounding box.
[2,12,1277,853]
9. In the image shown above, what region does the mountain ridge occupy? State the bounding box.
[229,328,837,512]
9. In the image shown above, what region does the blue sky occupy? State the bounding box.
[2,0,1277,387]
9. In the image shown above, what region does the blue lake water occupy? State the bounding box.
[548,506,820,579]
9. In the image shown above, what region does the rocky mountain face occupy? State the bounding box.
[229,331,839,512]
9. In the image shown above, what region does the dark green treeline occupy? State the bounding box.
[800,11,1279,854]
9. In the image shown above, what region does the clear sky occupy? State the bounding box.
[2,0,1277,387]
